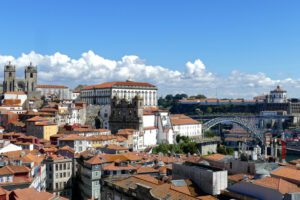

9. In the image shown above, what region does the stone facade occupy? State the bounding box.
[3,62,37,93]
[109,95,144,133]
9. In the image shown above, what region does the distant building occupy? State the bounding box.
[81,80,157,129]
[267,85,288,103]
[36,85,72,100]
[109,96,174,148]
[170,114,202,138]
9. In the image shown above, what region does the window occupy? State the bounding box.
[56,183,58,189]
[230,162,232,169]
[56,164,58,171]
[30,73,33,78]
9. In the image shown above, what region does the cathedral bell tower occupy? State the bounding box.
[3,61,16,92]
[25,62,37,92]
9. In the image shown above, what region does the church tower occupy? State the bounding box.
[25,62,37,92]
[3,62,16,92]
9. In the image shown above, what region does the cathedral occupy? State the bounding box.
[3,62,37,93]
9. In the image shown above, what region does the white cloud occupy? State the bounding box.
[0,50,300,99]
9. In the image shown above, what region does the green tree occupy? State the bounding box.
[206,107,213,113]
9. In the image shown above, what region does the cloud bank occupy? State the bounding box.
[0,51,300,99]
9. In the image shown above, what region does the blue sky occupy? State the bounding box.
[1,0,300,98]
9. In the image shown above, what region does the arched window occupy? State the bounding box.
[30,73,33,78]
[9,72,12,77]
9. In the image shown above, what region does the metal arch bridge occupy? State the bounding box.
[202,117,263,142]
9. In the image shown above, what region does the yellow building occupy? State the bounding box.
[26,116,58,140]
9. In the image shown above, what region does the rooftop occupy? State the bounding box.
[82,80,156,90]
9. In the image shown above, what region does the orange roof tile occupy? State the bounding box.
[82,81,156,90]
[4,91,26,95]
[254,177,300,194]
[271,167,300,183]
[85,156,104,165]
[36,84,68,89]
[171,114,200,125]
[137,166,159,174]
[26,116,48,122]
[204,153,225,161]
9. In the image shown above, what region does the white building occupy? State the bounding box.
[1,91,28,114]
[268,85,287,103]
[170,114,202,138]
[36,84,72,100]
[3,91,27,105]
[173,162,228,195]
[81,80,158,129]
[80,80,157,106]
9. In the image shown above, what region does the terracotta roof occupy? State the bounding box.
[271,167,300,183]
[85,156,104,165]
[143,107,160,115]
[0,165,30,175]
[109,175,214,200]
[171,114,200,126]
[144,126,157,131]
[2,99,22,106]
[59,145,75,153]
[106,144,128,151]
[228,174,253,182]
[9,188,67,200]
[203,153,225,161]
[100,152,142,162]
[254,177,300,194]
[137,166,159,174]
[35,121,56,126]
[4,91,26,95]
[289,159,300,165]
[26,116,48,122]
[0,166,14,175]
[0,187,6,196]
[36,84,68,89]
[82,81,156,90]
[102,163,136,171]
[116,136,127,142]
[39,108,58,112]
[116,129,136,136]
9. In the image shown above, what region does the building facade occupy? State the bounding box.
[44,156,73,199]
[80,80,157,129]
[36,85,72,100]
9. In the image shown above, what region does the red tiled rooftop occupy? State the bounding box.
[82,81,156,90]
[254,177,300,194]
[36,84,68,89]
